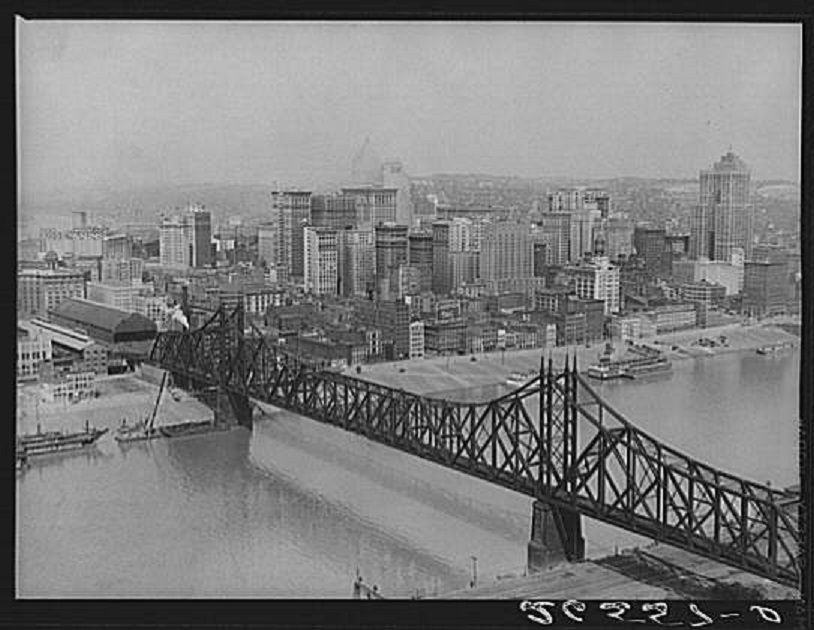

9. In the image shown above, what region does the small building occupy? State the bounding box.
[645,303,697,334]
[609,314,642,343]
[408,320,425,359]
[424,319,467,355]
[17,326,52,381]
[41,370,96,404]
[680,280,726,307]
[21,318,109,376]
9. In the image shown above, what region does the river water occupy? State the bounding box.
[16,349,800,598]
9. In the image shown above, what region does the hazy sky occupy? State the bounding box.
[17,20,801,199]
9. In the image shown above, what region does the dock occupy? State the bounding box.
[433,544,799,600]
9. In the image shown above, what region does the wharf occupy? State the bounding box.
[434,544,799,600]
[347,324,797,399]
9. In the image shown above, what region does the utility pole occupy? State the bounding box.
[470,555,478,587]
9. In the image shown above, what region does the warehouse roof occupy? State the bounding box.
[51,298,156,335]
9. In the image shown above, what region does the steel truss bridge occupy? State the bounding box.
[149,304,799,588]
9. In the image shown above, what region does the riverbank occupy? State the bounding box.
[16,374,213,436]
[347,324,799,399]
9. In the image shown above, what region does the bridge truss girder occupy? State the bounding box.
[149,304,799,588]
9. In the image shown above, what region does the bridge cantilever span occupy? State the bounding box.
[148,304,800,589]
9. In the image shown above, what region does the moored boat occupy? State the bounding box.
[17,422,108,458]
[587,343,672,381]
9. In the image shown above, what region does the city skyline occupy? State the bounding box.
[17,21,801,205]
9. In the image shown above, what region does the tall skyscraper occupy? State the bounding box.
[633,224,669,278]
[310,193,358,230]
[534,213,571,265]
[188,204,212,268]
[691,151,754,261]
[480,220,533,285]
[382,160,414,227]
[303,227,339,295]
[339,229,375,297]
[431,221,452,295]
[374,223,409,300]
[272,190,312,282]
[341,186,397,229]
[408,231,434,292]
[159,215,190,269]
[569,208,601,263]
[257,223,276,268]
[158,205,212,269]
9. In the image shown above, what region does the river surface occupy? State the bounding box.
[16,349,800,598]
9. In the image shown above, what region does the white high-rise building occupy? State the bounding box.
[691,151,753,261]
[564,256,620,315]
[304,227,339,295]
[159,216,191,269]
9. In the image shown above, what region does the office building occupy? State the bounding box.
[382,160,414,227]
[680,280,726,306]
[257,223,276,268]
[563,256,620,315]
[303,227,339,295]
[431,221,452,295]
[310,193,358,230]
[408,231,434,292]
[188,205,213,268]
[449,218,476,252]
[742,259,790,318]
[159,215,191,269]
[341,186,397,229]
[87,281,141,312]
[534,213,571,265]
[691,151,754,261]
[339,229,375,297]
[158,204,212,270]
[375,223,409,300]
[272,190,312,282]
[583,189,612,218]
[547,188,584,212]
[102,233,133,259]
[450,251,479,291]
[633,225,669,277]
[101,258,144,285]
[672,259,743,296]
[569,208,601,263]
[17,268,86,319]
[480,220,533,285]
[398,265,422,298]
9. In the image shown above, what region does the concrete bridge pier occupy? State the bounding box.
[527,500,585,573]
[213,388,253,429]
